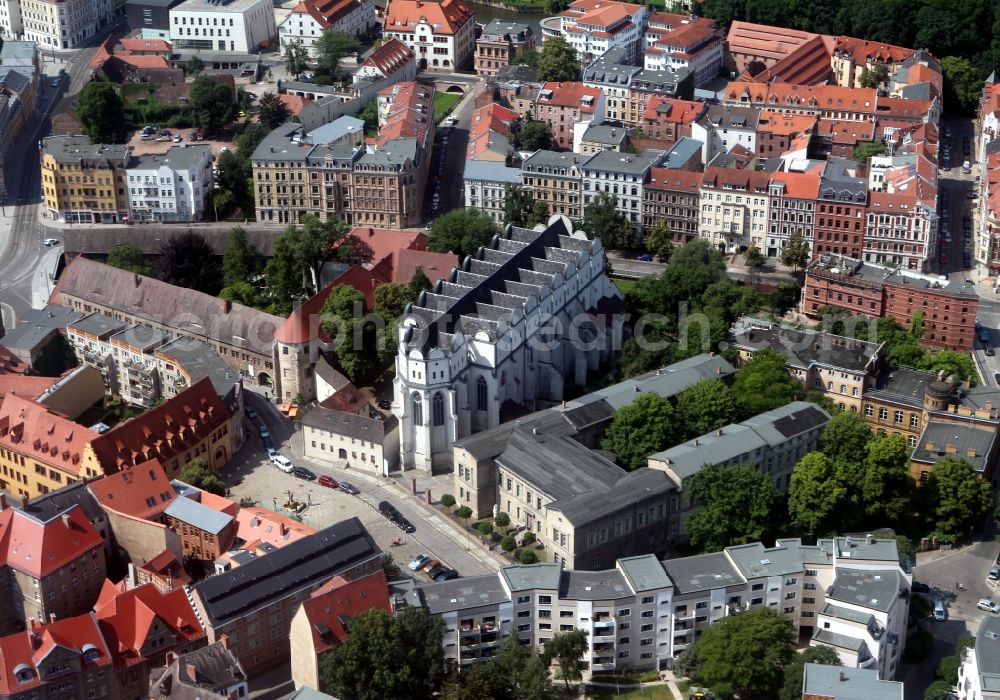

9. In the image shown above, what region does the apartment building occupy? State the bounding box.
[813,161,868,259]
[755,110,817,158]
[767,170,820,258]
[41,135,130,224]
[638,96,704,147]
[301,402,399,474]
[50,256,282,390]
[0,42,39,196]
[830,35,915,89]
[698,161,771,253]
[463,160,521,224]
[278,0,375,57]
[535,81,605,151]
[689,104,760,164]
[169,0,276,52]
[957,611,1000,700]
[648,401,831,540]
[393,535,910,678]
[0,504,107,634]
[557,0,647,65]
[520,150,585,221]
[642,168,702,242]
[163,495,237,560]
[188,517,382,674]
[150,642,248,700]
[126,144,213,223]
[353,37,416,84]
[577,124,627,156]
[382,0,474,70]
[804,256,978,350]
[0,1,23,39]
[581,148,662,230]
[474,20,534,78]
[864,190,937,271]
[582,47,692,128]
[21,0,112,48]
[642,12,722,86]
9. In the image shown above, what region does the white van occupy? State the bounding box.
[963,160,972,174]
[270,454,293,473]
[933,598,946,621]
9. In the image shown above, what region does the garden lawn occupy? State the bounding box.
[434,93,461,123]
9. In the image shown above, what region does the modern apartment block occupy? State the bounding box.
[641,12,722,86]
[40,135,131,224]
[126,144,213,223]
[391,535,910,679]
[554,0,647,66]
[168,0,276,52]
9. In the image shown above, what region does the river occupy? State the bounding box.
[468,0,547,40]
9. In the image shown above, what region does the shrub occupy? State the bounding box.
[519,549,539,564]
[501,536,517,552]
[440,494,456,509]
[456,506,473,520]
[521,531,536,545]
[477,521,494,536]
[495,512,510,528]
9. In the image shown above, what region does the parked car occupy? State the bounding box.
[933,598,946,621]
[990,566,1000,581]
[173,134,182,143]
[292,466,316,480]
[433,569,459,582]
[270,455,293,473]
[986,345,995,357]
[338,481,360,495]
[979,598,1000,613]
[318,474,338,489]
[379,500,399,519]
[259,425,270,439]
[409,554,432,571]
[426,564,446,578]
[395,516,416,533]
[636,253,652,261]
[266,447,278,458]
[995,372,1000,386]
[43,238,59,246]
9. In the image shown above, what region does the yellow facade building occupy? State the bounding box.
[41,135,131,224]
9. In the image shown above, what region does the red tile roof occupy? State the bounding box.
[0,505,104,578]
[291,0,363,28]
[878,96,934,120]
[646,168,703,192]
[87,378,229,472]
[0,345,25,375]
[769,170,821,199]
[642,96,705,123]
[743,35,832,85]
[0,375,57,401]
[0,614,112,693]
[299,570,391,653]
[467,103,518,159]
[538,82,602,113]
[726,21,818,63]
[832,35,912,65]
[278,93,312,116]
[234,507,316,550]
[89,459,174,521]
[818,117,875,145]
[116,38,172,54]
[136,549,191,591]
[94,581,204,667]
[375,82,434,148]
[384,0,473,35]
[0,394,98,479]
[320,385,367,413]
[360,38,415,77]
[757,110,817,136]
[724,81,879,114]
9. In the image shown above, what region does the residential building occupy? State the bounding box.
[301,403,399,475]
[0,394,102,499]
[84,377,235,478]
[150,641,248,700]
[520,150,585,221]
[0,504,107,634]
[1,305,80,371]
[475,20,534,78]
[20,0,112,48]
[642,12,723,86]
[0,42,39,196]
[353,37,416,84]
[163,495,237,561]
[50,256,282,391]
[289,570,391,689]
[813,160,868,259]
[535,81,605,151]
[393,535,910,676]
[637,96,704,148]
[109,325,169,407]
[168,0,276,52]
[698,161,771,253]
[0,614,115,698]
[689,104,760,164]
[125,145,212,223]
[64,311,129,391]
[0,0,23,39]
[642,168,702,242]
[382,0,474,70]
[18,479,112,562]
[278,0,375,57]
[739,33,832,86]
[467,102,518,163]
[957,611,1000,700]
[349,82,434,229]
[581,148,663,230]
[187,517,382,674]
[40,135,131,224]
[127,0,185,39]
[755,110,817,158]
[981,150,1000,276]
[556,0,647,66]
[804,256,978,350]
[463,160,522,224]
[767,170,820,258]
[582,47,693,128]
[453,354,735,521]
[234,506,316,550]
[648,402,831,541]
[493,66,541,118]
[731,318,883,414]
[394,218,624,473]
[830,36,915,89]
[802,663,903,699]
[863,189,938,272]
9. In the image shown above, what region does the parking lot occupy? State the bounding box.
[125,128,235,157]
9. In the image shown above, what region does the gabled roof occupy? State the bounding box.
[726,21,818,63]
[89,458,175,520]
[289,0,363,29]
[299,569,391,653]
[235,507,316,550]
[0,505,104,578]
[757,109,817,137]
[164,496,234,535]
[384,0,473,35]
[642,96,705,124]
[359,38,414,77]
[0,614,112,693]
[537,81,602,112]
[743,34,832,86]
[0,394,98,478]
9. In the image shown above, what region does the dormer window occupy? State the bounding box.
[13,664,33,684]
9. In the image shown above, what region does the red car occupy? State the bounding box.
[318,475,338,489]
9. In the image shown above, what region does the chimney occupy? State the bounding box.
[368,227,375,237]
[967,447,978,458]
[925,441,935,451]
[61,513,71,529]
[839,672,847,682]
[716,365,721,374]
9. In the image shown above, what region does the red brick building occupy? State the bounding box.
[638,97,705,146]
[813,167,868,259]
[535,82,604,150]
[755,110,817,158]
[642,168,703,243]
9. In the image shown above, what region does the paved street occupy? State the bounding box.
[424,81,477,222]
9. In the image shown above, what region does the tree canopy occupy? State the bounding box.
[222,226,264,288]
[77,82,127,144]
[942,55,984,114]
[427,208,500,259]
[189,76,234,135]
[519,120,553,151]
[645,220,676,261]
[106,244,151,275]
[685,464,782,551]
[789,452,850,536]
[536,36,580,82]
[584,192,635,250]
[601,392,678,471]
[284,39,309,77]
[178,457,225,495]
[155,232,220,295]
[409,267,433,296]
[264,214,352,313]
[315,31,360,83]
[922,457,993,542]
[442,634,556,700]
[852,141,888,163]
[819,410,872,470]
[862,433,912,522]
[675,378,740,439]
[779,231,810,271]
[730,349,802,417]
[542,629,588,689]
[321,285,375,382]
[258,92,290,129]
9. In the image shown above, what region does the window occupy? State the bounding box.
[411,393,422,426]
[539,595,552,604]
[879,407,888,420]
[641,596,654,604]
[865,404,873,417]
[432,392,445,426]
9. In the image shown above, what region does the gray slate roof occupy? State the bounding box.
[731,318,880,373]
[911,420,997,473]
[802,664,903,700]
[976,614,1000,693]
[112,324,168,351]
[501,562,563,592]
[582,148,661,176]
[811,627,866,652]
[726,539,827,579]
[1,304,83,350]
[42,135,131,164]
[68,312,127,338]
[660,551,744,594]
[580,124,627,147]
[464,159,521,184]
[131,144,212,171]
[165,495,233,534]
[156,337,241,399]
[301,404,389,443]
[413,575,510,614]
[563,568,633,600]
[827,569,904,612]
[618,554,673,592]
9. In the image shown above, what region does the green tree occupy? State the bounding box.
[675,378,740,438]
[923,349,977,384]
[513,49,539,68]
[257,92,290,129]
[536,36,580,82]
[679,608,794,700]
[769,282,801,314]
[428,208,500,259]
[941,55,983,114]
[685,464,782,551]
[477,521,494,536]
[662,238,727,307]
[519,549,539,564]
[442,633,556,700]
[315,30,359,83]
[543,629,588,689]
[380,553,401,581]
[519,120,553,151]
[779,230,810,271]
[731,348,802,417]
[584,192,635,250]
[222,226,264,288]
[925,681,956,700]
[319,608,445,700]
[852,140,888,163]
[858,63,890,88]
[778,647,842,700]
[503,184,536,227]
[528,199,549,227]
[155,232,220,295]
[219,281,260,307]
[789,452,850,536]
[178,457,225,495]
[440,494,456,509]
[924,457,993,542]
[456,506,473,521]
[495,512,510,528]
[862,433,912,521]
[501,535,517,552]
[186,55,205,75]
[284,38,309,77]
[321,285,375,382]
[190,76,234,135]
[601,392,678,471]
[374,282,414,323]
[409,266,433,296]
[645,220,676,261]
[936,654,960,685]
[819,410,872,469]
[744,241,765,269]
[264,235,310,315]
[77,82,127,144]
[106,243,151,275]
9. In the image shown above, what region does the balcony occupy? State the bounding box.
[592,660,616,672]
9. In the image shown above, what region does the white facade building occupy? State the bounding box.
[169,0,276,53]
[581,149,662,230]
[689,104,759,164]
[393,217,624,473]
[957,614,1000,699]
[382,0,474,71]
[0,0,23,39]
[555,0,647,66]
[21,0,112,48]
[641,13,723,87]
[126,144,213,223]
[463,160,521,224]
[278,0,375,57]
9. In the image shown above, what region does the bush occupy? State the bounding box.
[456,506,473,520]
[440,494,456,509]
[495,512,510,528]
[477,521,494,536]
[935,655,960,685]
[521,531,536,545]
[519,549,539,564]
[501,536,517,552]
[904,629,934,663]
